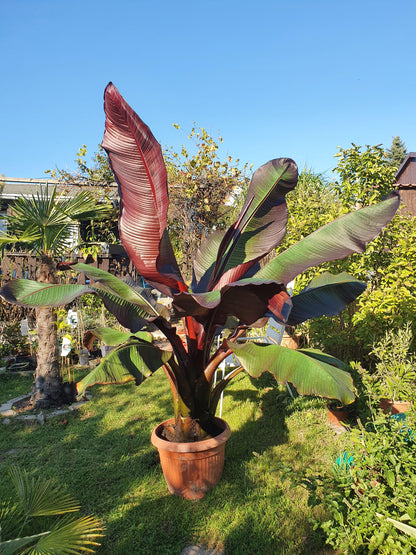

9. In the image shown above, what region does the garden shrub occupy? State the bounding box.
[0,321,32,358]
[299,412,416,554]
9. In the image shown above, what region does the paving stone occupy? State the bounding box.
[180,546,222,555]
[0,393,91,422]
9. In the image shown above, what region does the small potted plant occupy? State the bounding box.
[370,324,416,414]
[0,83,400,499]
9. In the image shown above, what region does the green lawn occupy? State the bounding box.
[0,370,344,554]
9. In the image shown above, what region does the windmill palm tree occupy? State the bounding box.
[0,185,112,408]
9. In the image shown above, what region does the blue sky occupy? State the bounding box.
[1,0,415,181]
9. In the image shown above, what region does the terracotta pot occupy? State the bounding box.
[328,405,349,427]
[380,398,412,415]
[151,417,231,500]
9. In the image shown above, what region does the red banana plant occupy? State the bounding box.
[0,83,400,441]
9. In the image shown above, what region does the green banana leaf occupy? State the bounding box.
[83,327,153,349]
[295,348,346,369]
[286,272,367,325]
[228,340,355,405]
[77,337,172,396]
[256,192,400,285]
[71,263,169,320]
[0,280,94,308]
[0,264,169,333]
[207,158,298,289]
[192,229,224,292]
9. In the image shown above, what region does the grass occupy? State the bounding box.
[0,369,346,554]
[0,372,33,404]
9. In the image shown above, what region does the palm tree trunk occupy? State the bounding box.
[31,255,64,409]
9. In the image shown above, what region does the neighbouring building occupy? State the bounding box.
[394,152,416,217]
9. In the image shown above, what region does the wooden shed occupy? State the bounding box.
[394,152,416,216]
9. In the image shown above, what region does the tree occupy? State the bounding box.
[0,186,111,408]
[333,143,396,208]
[386,135,407,169]
[164,125,250,281]
[46,144,115,187]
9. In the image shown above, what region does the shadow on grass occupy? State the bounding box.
[91,389,291,553]
[0,371,334,554]
[223,386,289,459]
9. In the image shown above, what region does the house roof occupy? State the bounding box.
[0,177,118,203]
[395,152,416,186]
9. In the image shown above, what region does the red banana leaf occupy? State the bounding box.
[102,82,185,297]
[195,158,298,291]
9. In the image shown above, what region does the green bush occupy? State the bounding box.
[0,321,32,359]
[303,413,416,554]
[368,324,416,403]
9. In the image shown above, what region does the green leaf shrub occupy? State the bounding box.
[0,322,32,359]
[333,143,396,208]
[164,125,250,280]
[368,323,416,403]
[301,413,416,553]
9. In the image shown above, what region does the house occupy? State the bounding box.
[0,177,136,282]
[394,152,416,217]
[0,176,119,206]
[0,175,119,238]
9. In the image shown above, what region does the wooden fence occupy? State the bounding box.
[0,252,142,284]
[0,252,144,323]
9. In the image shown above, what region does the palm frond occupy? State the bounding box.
[57,190,112,221]
[10,466,80,517]
[1,468,104,554]
[5,185,112,256]
[31,515,104,554]
[0,531,49,555]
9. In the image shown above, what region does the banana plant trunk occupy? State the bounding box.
[31,255,64,409]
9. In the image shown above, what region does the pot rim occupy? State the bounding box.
[151,416,231,453]
[380,398,412,405]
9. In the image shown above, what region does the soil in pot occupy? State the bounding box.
[151,417,231,500]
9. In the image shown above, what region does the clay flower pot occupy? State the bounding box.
[151,417,231,500]
[380,398,412,415]
[328,404,350,428]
